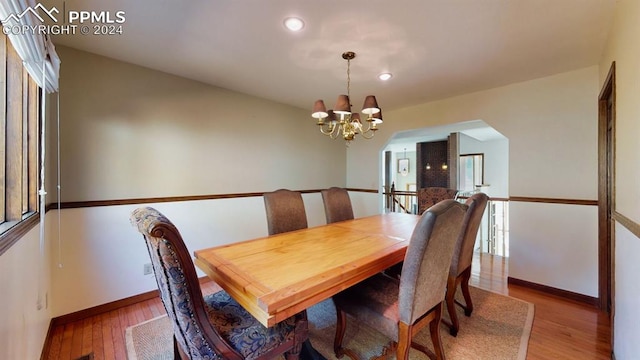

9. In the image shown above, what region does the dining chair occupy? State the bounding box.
[384,189,459,279]
[321,187,354,223]
[333,199,468,360]
[417,187,459,215]
[444,192,489,336]
[263,189,308,235]
[130,206,308,360]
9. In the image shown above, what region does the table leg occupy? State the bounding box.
[300,339,327,360]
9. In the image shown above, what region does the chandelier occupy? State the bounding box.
[311,51,383,142]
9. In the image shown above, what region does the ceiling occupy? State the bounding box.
[42,0,615,115]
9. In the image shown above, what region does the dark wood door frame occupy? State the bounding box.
[597,61,615,315]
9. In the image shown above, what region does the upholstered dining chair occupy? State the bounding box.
[417,187,459,215]
[321,187,354,224]
[333,200,468,360]
[130,207,308,360]
[263,189,308,235]
[444,192,489,336]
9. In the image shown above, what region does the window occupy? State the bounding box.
[0,33,41,255]
[459,153,484,192]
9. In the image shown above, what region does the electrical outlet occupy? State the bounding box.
[143,263,153,275]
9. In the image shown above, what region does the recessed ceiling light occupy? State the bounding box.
[378,73,392,81]
[284,17,305,32]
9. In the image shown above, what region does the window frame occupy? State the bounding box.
[0,33,42,256]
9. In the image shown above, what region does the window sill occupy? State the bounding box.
[0,212,39,256]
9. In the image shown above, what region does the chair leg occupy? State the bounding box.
[429,303,446,360]
[445,276,459,337]
[333,308,347,358]
[284,348,301,360]
[460,267,473,316]
[397,322,412,360]
[173,335,184,360]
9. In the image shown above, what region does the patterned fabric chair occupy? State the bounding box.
[444,192,489,336]
[263,189,308,235]
[130,207,308,360]
[417,187,459,215]
[321,187,354,224]
[333,200,468,360]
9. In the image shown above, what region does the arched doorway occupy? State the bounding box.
[382,119,510,256]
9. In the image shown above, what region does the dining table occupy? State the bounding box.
[194,212,421,359]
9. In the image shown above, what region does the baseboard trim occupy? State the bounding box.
[42,277,213,358]
[51,289,159,328]
[50,276,212,327]
[507,276,599,307]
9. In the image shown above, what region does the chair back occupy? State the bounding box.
[417,187,458,215]
[130,207,239,359]
[398,199,467,325]
[263,189,308,235]
[450,192,489,277]
[321,187,354,223]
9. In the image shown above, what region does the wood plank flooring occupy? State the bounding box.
[43,253,612,359]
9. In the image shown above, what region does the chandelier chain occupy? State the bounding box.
[346,58,351,99]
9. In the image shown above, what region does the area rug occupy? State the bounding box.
[126,286,534,360]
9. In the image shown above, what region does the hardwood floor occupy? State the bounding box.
[43,253,612,359]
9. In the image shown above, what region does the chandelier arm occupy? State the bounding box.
[319,125,334,136]
[330,127,341,139]
[360,121,373,133]
[359,130,376,139]
[320,123,342,139]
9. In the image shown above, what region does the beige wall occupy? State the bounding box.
[599,0,640,358]
[55,46,346,202]
[346,66,600,296]
[347,67,599,198]
[600,0,640,223]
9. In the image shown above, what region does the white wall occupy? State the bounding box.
[0,222,52,360]
[599,0,640,358]
[509,202,598,296]
[459,133,509,198]
[392,150,416,193]
[50,191,377,317]
[346,66,600,296]
[613,224,640,358]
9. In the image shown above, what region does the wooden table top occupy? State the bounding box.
[194,212,420,327]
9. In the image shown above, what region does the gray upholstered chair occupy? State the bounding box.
[333,200,468,360]
[263,189,308,235]
[417,187,459,215]
[321,187,354,223]
[130,207,308,360]
[444,192,489,336]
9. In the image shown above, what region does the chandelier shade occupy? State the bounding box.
[372,110,383,124]
[312,100,328,119]
[311,51,383,143]
[361,95,380,115]
[334,95,351,115]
